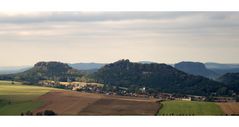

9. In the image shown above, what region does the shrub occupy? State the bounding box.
[44,110,57,115]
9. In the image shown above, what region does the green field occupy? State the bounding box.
[0,80,57,115]
[158,100,224,115]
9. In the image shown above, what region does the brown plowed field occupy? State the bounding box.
[33,90,160,115]
[217,103,239,115]
[80,98,160,115]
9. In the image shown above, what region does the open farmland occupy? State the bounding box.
[0,80,58,115]
[217,103,239,115]
[33,90,160,115]
[158,100,224,115]
[0,80,160,115]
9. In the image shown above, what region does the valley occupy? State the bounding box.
[0,60,239,116]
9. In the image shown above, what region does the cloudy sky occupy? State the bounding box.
[0,12,239,66]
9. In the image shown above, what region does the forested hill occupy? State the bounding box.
[93,59,228,96]
[218,73,239,94]
[174,61,218,79]
[0,62,82,83]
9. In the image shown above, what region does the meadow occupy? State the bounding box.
[158,100,224,115]
[0,80,57,115]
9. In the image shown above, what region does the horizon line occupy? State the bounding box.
[1,60,239,67]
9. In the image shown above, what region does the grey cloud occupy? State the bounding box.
[1,12,239,35]
[1,12,236,24]
[0,12,239,65]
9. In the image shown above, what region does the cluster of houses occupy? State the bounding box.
[38,80,236,102]
[38,80,104,91]
[211,97,236,102]
[155,93,206,101]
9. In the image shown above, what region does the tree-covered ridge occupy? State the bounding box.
[32,62,78,75]
[175,61,218,79]
[218,73,239,94]
[93,59,229,96]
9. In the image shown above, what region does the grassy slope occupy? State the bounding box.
[0,80,57,115]
[158,100,224,115]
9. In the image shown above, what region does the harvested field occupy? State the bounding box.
[217,103,239,115]
[33,91,102,115]
[80,98,160,115]
[33,90,160,115]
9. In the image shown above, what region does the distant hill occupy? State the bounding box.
[205,63,239,75]
[69,63,105,70]
[0,66,31,74]
[0,61,82,83]
[69,61,157,71]
[218,73,239,94]
[0,60,235,96]
[174,62,218,79]
[210,68,239,76]
[93,59,227,96]
[205,63,239,69]
[138,61,156,64]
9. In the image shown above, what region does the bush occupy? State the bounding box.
[25,111,33,115]
[44,110,57,115]
[36,112,43,115]
[235,96,239,102]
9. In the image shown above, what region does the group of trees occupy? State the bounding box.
[21,110,57,116]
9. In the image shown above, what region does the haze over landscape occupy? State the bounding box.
[0,12,239,66]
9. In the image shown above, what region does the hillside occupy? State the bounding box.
[93,59,227,96]
[174,62,218,79]
[218,73,239,94]
[205,63,239,69]
[1,62,82,83]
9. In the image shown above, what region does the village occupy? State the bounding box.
[38,80,237,103]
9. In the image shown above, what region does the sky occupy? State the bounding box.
[0,12,239,66]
